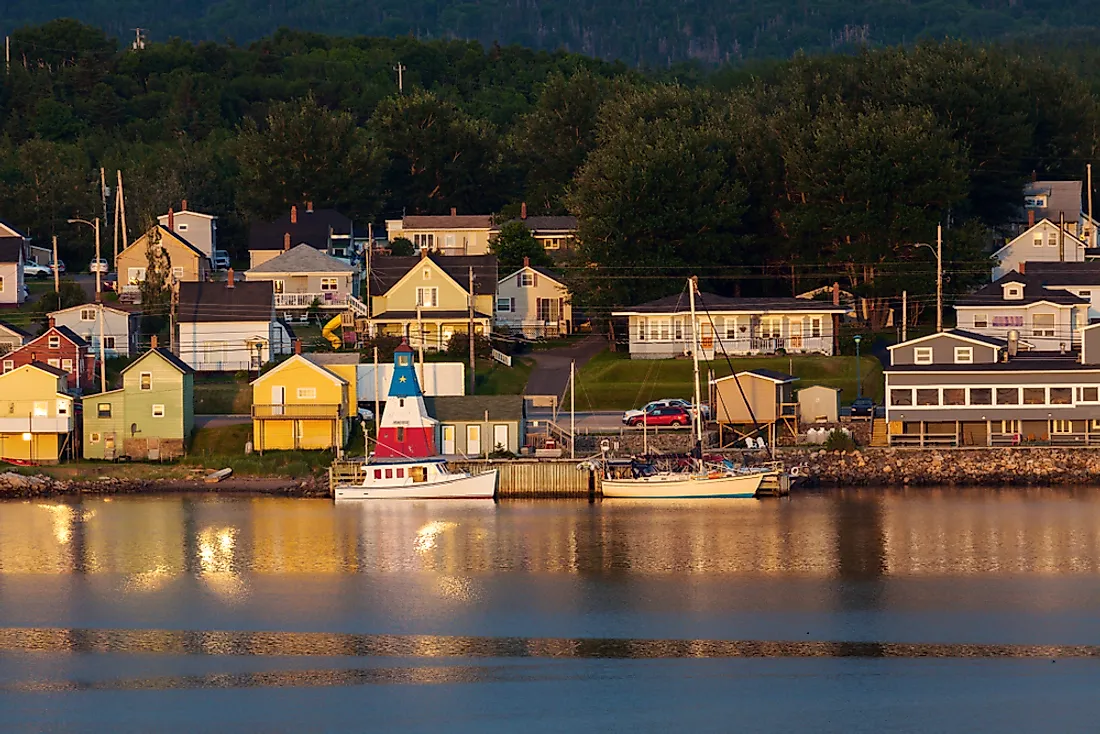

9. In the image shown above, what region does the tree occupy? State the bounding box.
[490,221,552,272]
[140,227,173,333]
[389,236,415,256]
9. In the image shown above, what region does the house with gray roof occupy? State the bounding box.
[496,258,572,338]
[249,204,354,268]
[425,395,526,456]
[491,205,578,254]
[1020,261,1100,321]
[177,278,291,372]
[954,270,1088,351]
[612,292,848,359]
[0,233,26,306]
[245,244,360,317]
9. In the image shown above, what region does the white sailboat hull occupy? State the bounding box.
[601,471,765,499]
[335,469,498,500]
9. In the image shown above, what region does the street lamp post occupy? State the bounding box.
[68,217,105,393]
[913,224,943,332]
[854,334,863,399]
[68,217,102,297]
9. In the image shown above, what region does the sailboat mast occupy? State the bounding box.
[688,277,704,449]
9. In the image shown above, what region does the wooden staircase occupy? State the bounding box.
[869,417,889,447]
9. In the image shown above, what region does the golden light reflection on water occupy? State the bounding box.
[3,489,1100,579]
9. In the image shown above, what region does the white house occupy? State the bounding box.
[157,203,217,260]
[993,217,1088,280]
[1022,261,1100,321]
[954,270,1087,351]
[0,321,29,356]
[0,229,26,306]
[177,276,291,372]
[48,303,137,358]
[613,293,848,359]
[495,260,572,337]
[245,243,360,318]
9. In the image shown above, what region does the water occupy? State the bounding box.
[3,489,1100,731]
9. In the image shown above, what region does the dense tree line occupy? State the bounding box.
[0,21,1099,321]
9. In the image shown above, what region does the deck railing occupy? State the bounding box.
[274,292,349,309]
[252,403,344,419]
[888,433,958,447]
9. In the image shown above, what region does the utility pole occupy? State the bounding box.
[393,62,406,93]
[468,265,475,395]
[5,36,10,75]
[373,346,381,443]
[117,170,128,254]
[936,224,943,333]
[170,280,178,354]
[94,217,101,296]
[1088,163,1095,248]
[98,303,106,393]
[113,174,121,266]
[132,28,146,50]
[569,359,575,460]
[52,235,59,293]
[99,168,109,236]
[902,290,908,342]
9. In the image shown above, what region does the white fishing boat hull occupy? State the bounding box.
[334,465,498,500]
[601,471,765,499]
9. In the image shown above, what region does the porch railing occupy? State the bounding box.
[275,292,349,309]
[888,433,958,447]
[252,403,344,419]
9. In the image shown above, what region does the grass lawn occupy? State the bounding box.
[476,356,533,394]
[184,424,337,476]
[574,350,884,411]
[194,375,253,414]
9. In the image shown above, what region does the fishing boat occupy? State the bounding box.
[334,458,498,500]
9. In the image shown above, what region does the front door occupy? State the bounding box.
[271,385,285,416]
[700,323,714,352]
[441,425,456,454]
[466,425,481,456]
[789,320,803,350]
[493,424,509,452]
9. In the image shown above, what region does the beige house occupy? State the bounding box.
[116,225,212,302]
[386,211,493,256]
[157,204,217,259]
[245,244,360,317]
[495,260,572,337]
[992,217,1089,280]
[368,254,497,350]
[490,207,578,253]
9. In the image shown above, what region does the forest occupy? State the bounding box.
[0,20,1099,321]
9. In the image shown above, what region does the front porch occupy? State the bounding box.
[275,292,350,309]
[888,419,1100,447]
[373,317,491,351]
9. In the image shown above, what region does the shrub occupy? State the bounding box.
[824,429,857,452]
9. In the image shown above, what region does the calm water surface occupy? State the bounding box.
[3,489,1100,731]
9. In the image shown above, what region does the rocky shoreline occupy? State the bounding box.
[0,472,330,499]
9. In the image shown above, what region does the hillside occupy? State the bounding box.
[2,0,1099,65]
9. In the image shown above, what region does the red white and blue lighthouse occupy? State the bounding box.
[373,341,438,458]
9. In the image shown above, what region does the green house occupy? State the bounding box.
[83,348,195,460]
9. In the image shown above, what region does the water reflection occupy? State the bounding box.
[3,489,1100,579]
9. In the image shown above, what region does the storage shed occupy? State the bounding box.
[798,385,841,424]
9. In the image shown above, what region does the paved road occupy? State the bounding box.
[524,335,608,398]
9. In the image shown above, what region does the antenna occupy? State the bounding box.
[131,28,147,50]
[393,62,406,93]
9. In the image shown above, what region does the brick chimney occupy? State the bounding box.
[284,232,291,251]
[1020,262,1027,274]
[451,207,457,217]
[167,207,174,230]
[306,201,313,213]
[150,335,158,349]
[48,316,55,329]
[1028,210,1035,228]
[523,256,530,267]
[294,338,302,355]
[226,268,234,288]
[832,282,840,306]
[420,247,428,259]
[181,199,187,212]
[291,205,298,224]
[521,202,527,220]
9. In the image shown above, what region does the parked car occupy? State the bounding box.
[89,258,108,273]
[622,398,709,424]
[850,397,875,418]
[212,250,231,269]
[49,259,66,274]
[625,406,692,428]
[23,262,51,279]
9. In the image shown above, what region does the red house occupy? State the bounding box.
[1,319,96,391]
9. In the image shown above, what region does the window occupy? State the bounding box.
[914,347,933,365]
[996,388,1019,405]
[177,223,188,231]
[650,320,661,341]
[0,275,3,292]
[1023,388,1045,405]
[916,389,939,406]
[33,401,48,417]
[413,233,434,249]
[444,234,456,249]
[992,315,1025,328]
[1033,314,1055,337]
[320,277,338,291]
[128,267,146,284]
[140,372,152,390]
[725,317,737,339]
[396,427,405,442]
[673,319,683,340]
[1033,235,1044,247]
[385,468,393,479]
[97,403,112,418]
[969,388,992,405]
[56,400,68,416]
[48,358,60,368]
[61,359,73,373]
[397,355,410,366]
[954,347,973,364]
[80,308,96,321]
[1081,291,1092,299]
[659,320,670,341]
[1048,234,1058,247]
[544,237,561,250]
[90,432,101,444]
[171,266,185,280]
[890,388,913,406]
[296,387,317,400]
[810,318,822,338]
[374,469,383,479]
[415,287,438,307]
[396,467,405,478]
[1000,420,1020,433]
[421,267,432,281]
[519,272,534,287]
[152,404,165,417]
[103,336,116,350]
[637,320,646,341]
[973,314,988,328]
[48,335,60,349]
[2,360,12,373]
[496,297,511,312]
[1050,387,1072,405]
[943,388,965,405]
[1079,387,1099,403]
[1052,420,1074,434]
[273,280,284,294]
[761,318,782,339]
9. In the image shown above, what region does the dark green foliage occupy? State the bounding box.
[490,221,552,273]
[445,332,492,360]
[824,429,858,452]
[34,277,87,324]
[359,334,405,361]
[388,237,415,256]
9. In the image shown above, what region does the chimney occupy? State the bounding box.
[523,256,530,267]
[48,316,55,329]
[832,282,840,306]
[1028,210,1035,228]
[294,338,302,355]
[150,335,158,349]
[1032,170,1038,182]
[167,207,174,230]
[181,199,187,212]
[291,205,298,224]
[420,247,428,260]
[1019,262,1026,274]
[284,232,291,251]
[226,268,234,288]
[306,201,313,213]
[451,207,457,217]
[521,202,527,220]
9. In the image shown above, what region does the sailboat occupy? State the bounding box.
[601,278,767,499]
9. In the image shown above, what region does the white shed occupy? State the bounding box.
[798,385,841,424]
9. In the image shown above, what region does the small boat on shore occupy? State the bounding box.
[334,458,497,500]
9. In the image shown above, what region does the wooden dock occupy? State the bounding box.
[328,459,595,498]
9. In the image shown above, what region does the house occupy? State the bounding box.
[367,254,497,350]
[156,202,217,260]
[426,395,526,456]
[249,204,354,268]
[490,206,578,253]
[0,234,26,306]
[1020,261,1100,321]
[954,271,1088,351]
[250,349,357,452]
[712,369,799,446]
[1019,180,1085,233]
[992,216,1089,280]
[3,320,96,391]
[0,321,29,356]
[495,258,572,337]
[798,385,841,424]
[0,362,76,463]
[613,293,848,359]
[116,224,212,301]
[48,303,137,358]
[245,243,360,318]
[177,276,290,372]
[82,345,195,460]
[386,210,493,256]
[885,327,1100,446]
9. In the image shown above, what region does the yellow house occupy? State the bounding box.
[0,362,76,463]
[250,352,359,452]
[368,254,496,350]
[386,212,493,255]
[116,225,212,301]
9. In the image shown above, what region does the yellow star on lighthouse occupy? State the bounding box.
[399,376,407,382]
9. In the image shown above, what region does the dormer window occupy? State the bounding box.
[954,347,973,364]
[914,347,933,365]
[1025,194,1048,209]
[422,267,431,280]
[1003,284,1023,300]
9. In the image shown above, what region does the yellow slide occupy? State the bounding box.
[321,314,343,349]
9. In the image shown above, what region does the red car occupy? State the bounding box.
[626,406,691,427]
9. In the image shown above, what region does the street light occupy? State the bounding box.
[68,216,106,393]
[912,224,943,333]
[68,217,102,297]
[854,334,863,399]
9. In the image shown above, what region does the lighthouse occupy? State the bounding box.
[373,341,438,458]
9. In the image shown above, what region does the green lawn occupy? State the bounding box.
[184,423,336,476]
[574,350,884,410]
[475,356,534,394]
[194,376,253,414]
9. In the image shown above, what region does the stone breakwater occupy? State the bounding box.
[0,472,329,499]
[787,448,1100,487]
